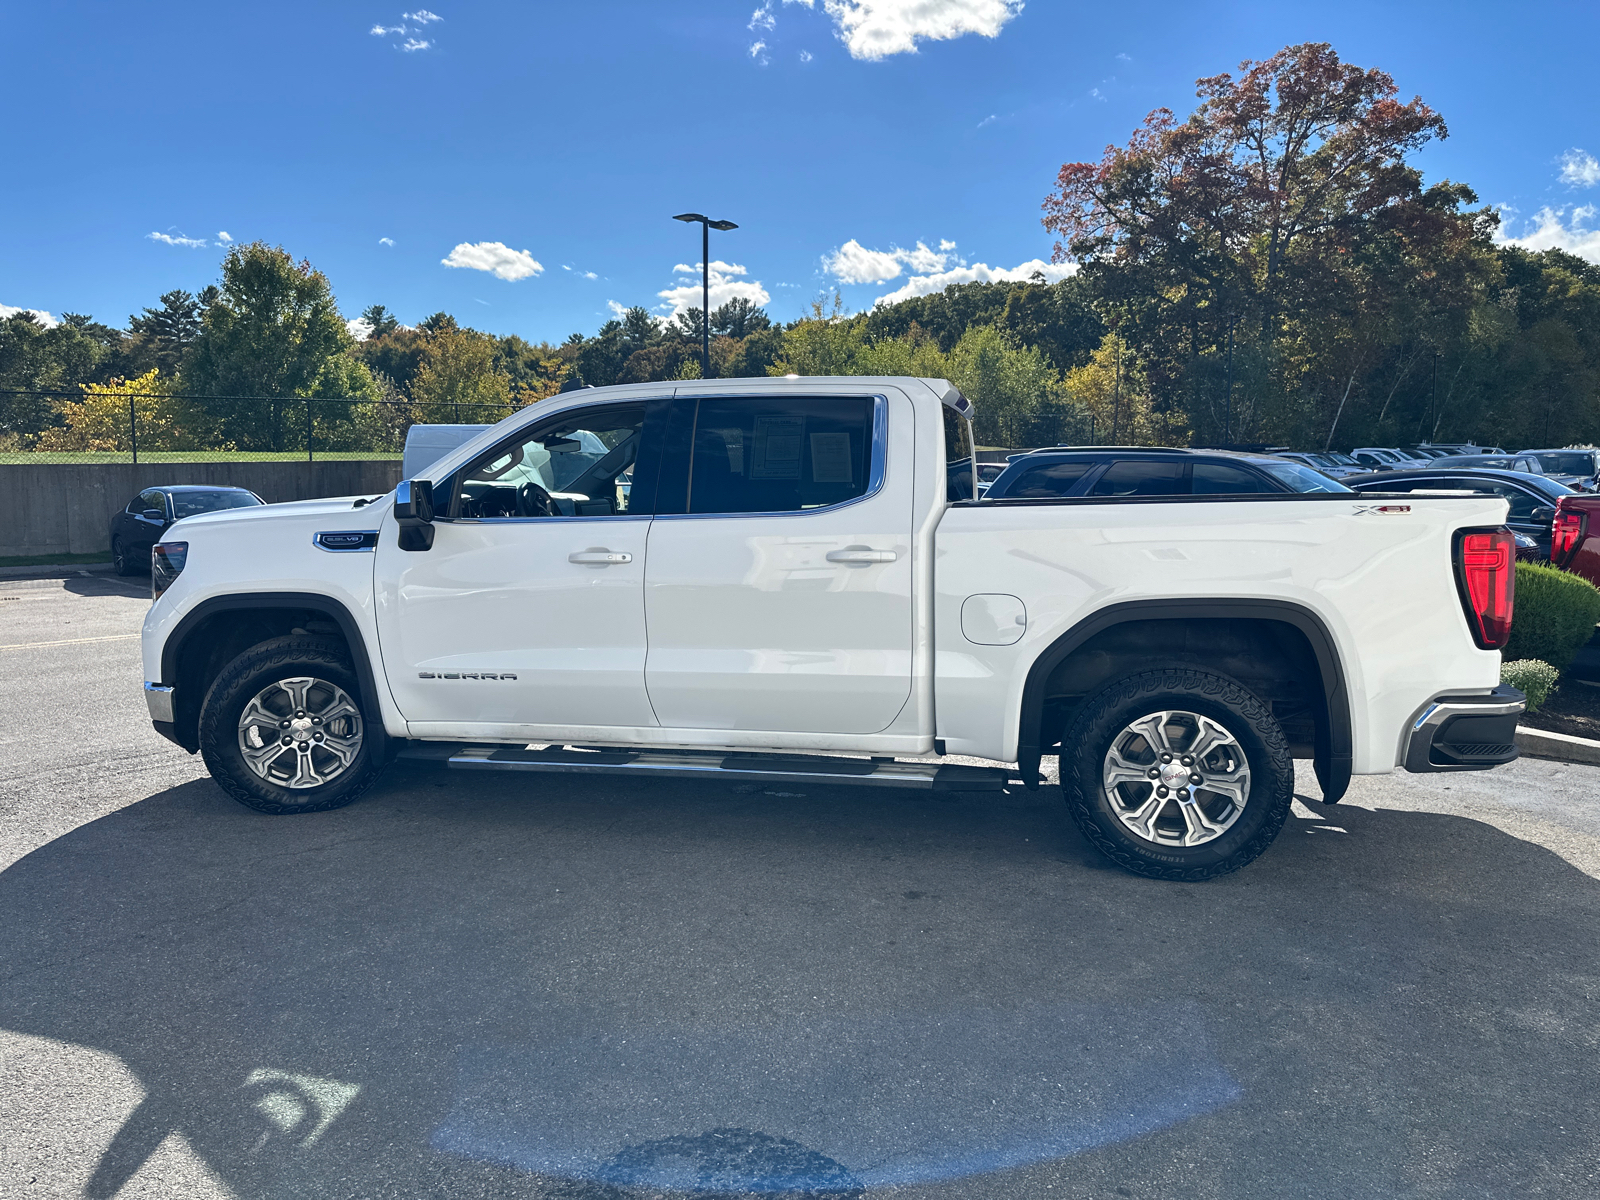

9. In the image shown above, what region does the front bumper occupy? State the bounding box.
[1402,685,1525,772]
[145,682,181,745]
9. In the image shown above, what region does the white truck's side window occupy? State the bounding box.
[453,403,647,519]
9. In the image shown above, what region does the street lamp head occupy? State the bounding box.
[672,213,707,223]
[707,219,739,231]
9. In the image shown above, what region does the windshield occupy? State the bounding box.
[1529,451,1598,475]
[169,490,262,519]
[1259,462,1352,493]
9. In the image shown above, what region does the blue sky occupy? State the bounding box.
[3,1,1596,343]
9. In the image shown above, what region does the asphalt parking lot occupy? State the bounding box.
[3,576,1600,1200]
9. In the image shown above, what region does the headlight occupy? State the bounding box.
[152,541,188,600]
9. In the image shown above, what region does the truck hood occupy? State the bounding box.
[172,494,388,531]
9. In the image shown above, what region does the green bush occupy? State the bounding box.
[1501,659,1559,712]
[1502,562,1600,672]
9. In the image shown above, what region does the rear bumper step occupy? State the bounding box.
[398,743,1012,791]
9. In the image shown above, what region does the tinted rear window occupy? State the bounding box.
[1191,462,1277,494]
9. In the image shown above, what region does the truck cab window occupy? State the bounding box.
[453,403,647,519]
[686,396,874,515]
[944,404,975,502]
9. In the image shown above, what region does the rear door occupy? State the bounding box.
[642,387,915,735]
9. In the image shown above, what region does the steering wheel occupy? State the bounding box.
[518,481,556,517]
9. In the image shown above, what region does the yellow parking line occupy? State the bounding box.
[0,633,140,652]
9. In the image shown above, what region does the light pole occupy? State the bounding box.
[672,212,738,379]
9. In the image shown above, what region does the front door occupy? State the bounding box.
[642,389,915,735]
[375,398,663,733]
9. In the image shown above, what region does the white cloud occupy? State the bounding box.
[1116,51,1131,62]
[799,48,813,61]
[749,4,776,31]
[977,113,997,127]
[0,303,57,327]
[347,317,374,341]
[400,37,431,51]
[607,300,628,318]
[749,39,769,63]
[441,241,544,280]
[379,236,395,246]
[216,231,233,243]
[876,257,1076,306]
[371,24,404,35]
[818,0,1022,61]
[147,231,207,248]
[1560,149,1600,188]
[658,260,771,316]
[823,238,956,283]
[1090,87,1105,101]
[403,8,442,21]
[1498,206,1600,263]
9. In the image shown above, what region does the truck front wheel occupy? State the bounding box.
[198,636,383,815]
[1061,668,1293,880]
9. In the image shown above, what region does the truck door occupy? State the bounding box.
[374,398,664,733]
[642,389,915,735]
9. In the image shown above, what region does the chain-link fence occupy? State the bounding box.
[0,389,529,464]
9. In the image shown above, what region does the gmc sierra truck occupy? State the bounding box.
[140,377,1524,879]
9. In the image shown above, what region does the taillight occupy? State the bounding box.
[1453,529,1515,650]
[1551,507,1586,567]
[152,541,188,600]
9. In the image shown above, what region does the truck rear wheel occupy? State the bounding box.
[1060,668,1293,880]
[198,636,383,815]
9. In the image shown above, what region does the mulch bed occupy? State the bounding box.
[1519,677,1600,741]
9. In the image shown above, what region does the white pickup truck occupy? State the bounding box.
[141,377,1524,879]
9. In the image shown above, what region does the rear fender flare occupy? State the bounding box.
[1016,598,1352,803]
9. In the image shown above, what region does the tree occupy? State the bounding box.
[360,304,402,338]
[409,324,511,421]
[122,290,204,376]
[34,368,220,452]
[182,242,376,449]
[1041,42,1488,446]
[0,311,121,440]
[710,298,772,338]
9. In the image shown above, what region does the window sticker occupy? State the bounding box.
[810,432,854,484]
[750,415,804,480]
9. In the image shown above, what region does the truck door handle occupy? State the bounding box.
[826,549,897,564]
[568,550,632,565]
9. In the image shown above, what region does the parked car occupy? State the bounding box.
[1418,443,1506,457]
[1345,466,1577,561]
[110,485,263,575]
[975,461,1006,495]
[1276,451,1365,480]
[401,423,491,481]
[1520,448,1600,492]
[141,377,1523,881]
[1549,495,1600,587]
[1348,448,1414,470]
[984,447,1351,500]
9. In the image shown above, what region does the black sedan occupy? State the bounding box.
[110,485,264,574]
[1345,467,1574,560]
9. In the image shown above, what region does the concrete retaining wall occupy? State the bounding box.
[0,460,403,558]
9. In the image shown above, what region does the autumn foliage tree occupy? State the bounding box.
[1043,43,1500,447]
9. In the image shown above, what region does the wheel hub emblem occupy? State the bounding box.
[1159,761,1191,790]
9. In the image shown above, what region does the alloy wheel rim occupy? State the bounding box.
[1102,709,1250,847]
[237,676,363,790]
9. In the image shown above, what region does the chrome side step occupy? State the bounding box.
[402,744,1012,791]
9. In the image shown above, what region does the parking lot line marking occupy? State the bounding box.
[0,633,140,652]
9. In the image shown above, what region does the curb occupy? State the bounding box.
[0,562,115,580]
[1515,725,1600,766]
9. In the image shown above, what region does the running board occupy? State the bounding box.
[406,744,1012,791]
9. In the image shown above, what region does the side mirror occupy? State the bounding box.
[394,479,436,551]
[1531,505,1557,523]
[142,509,166,522]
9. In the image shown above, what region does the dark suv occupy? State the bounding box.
[983,447,1350,501]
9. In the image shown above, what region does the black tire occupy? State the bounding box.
[111,537,136,576]
[1061,668,1293,881]
[198,635,383,815]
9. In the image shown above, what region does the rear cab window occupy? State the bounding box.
[685,395,875,515]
